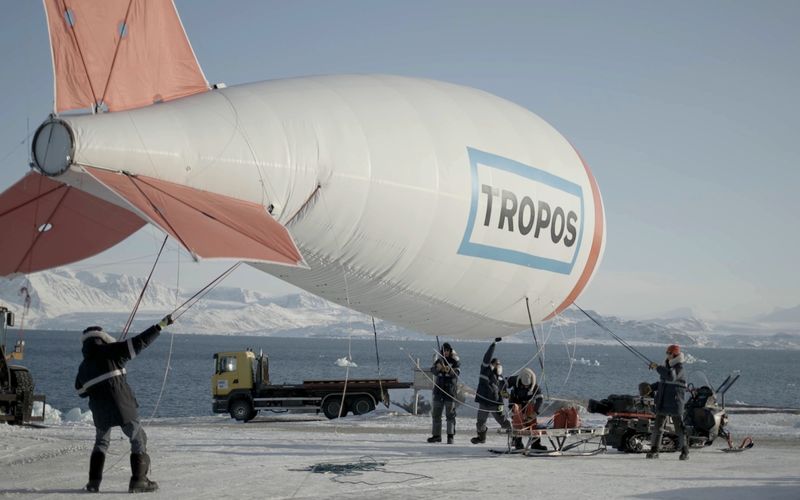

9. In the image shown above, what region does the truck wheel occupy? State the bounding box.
[10,369,34,425]
[322,397,346,419]
[350,396,375,416]
[230,399,254,422]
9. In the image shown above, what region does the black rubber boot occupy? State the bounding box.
[447,434,454,444]
[427,435,442,443]
[470,431,486,444]
[679,447,689,461]
[513,437,524,450]
[85,451,105,493]
[530,438,547,451]
[129,453,158,493]
[646,449,659,459]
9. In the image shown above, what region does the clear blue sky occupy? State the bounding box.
[1,1,798,320]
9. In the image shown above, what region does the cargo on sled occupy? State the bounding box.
[491,403,607,457]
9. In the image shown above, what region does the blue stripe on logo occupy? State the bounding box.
[457,148,584,274]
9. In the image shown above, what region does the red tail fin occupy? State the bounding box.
[0,172,145,277]
[44,0,208,113]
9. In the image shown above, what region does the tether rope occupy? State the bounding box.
[170,262,241,320]
[573,302,653,366]
[525,297,550,398]
[315,188,354,429]
[0,131,30,163]
[120,235,168,340]
[146,244,182,422]
[371,317,386,407]
[297,456,433,486]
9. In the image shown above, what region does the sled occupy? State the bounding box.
[491,427,608,457]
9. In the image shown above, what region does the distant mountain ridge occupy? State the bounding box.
[0,269,798,349]
[0,269,418,339]
[756,304,800,323]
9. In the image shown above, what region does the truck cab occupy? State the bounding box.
[212,350,265,397]
[212,350,265,421]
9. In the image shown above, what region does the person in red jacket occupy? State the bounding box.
[75,314,173,493]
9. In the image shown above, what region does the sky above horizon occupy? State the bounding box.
[1,1,798,321]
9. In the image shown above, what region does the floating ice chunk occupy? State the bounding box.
[336,357,357,367]
[683,353,707,364]
[570,357,600,366]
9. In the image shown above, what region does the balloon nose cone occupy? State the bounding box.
[32,118,74,177]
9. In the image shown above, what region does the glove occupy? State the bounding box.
[500,390,509,399]
[158,314,174,329]
[494,337,502,342]
[442,364,451,373]
[648,361,658,370]
[497,404,504,413]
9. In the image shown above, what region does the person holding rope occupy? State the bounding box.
[427,342,460,444]
[471,337,510,444]
[646,344,689,461]
[507,367,547,451]
[75,314,174,493]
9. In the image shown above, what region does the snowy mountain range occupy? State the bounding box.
[1,269,798,349]
[0,269,417,339]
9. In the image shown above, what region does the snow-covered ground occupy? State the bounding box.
[1,405,798,499]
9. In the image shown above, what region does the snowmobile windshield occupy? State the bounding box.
[686,371,717,406]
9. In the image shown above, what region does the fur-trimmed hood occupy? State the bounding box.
[81,329,116,345]
[667,353,685,366]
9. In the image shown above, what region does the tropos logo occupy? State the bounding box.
[458,148,584,274]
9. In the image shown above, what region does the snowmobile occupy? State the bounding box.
[588,372,740,453]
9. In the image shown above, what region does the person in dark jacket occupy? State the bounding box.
[75,315,173,493]
[427,342,460,444]
[471,338,510,444]
[646,344,689,460]
[507,368,546,450]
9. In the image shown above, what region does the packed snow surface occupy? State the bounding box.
[1,405,798,499]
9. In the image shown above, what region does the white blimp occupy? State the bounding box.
[0,0,605,338]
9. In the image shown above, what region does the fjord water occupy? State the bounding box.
[14,330,800,418]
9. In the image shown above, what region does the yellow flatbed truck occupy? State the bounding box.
[212,350,413,421]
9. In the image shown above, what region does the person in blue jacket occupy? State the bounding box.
[646,344,689,460]
[75,314,173,493]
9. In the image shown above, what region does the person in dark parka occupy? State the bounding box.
[75,315,173,493]
[471,338,510,444]
[646,344,689,460]
[427,342,460,444]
